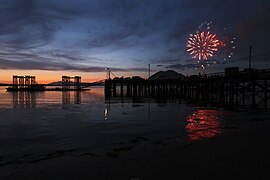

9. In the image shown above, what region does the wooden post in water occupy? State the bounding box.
[264,80,267,109]
[105,79,112,98]
[248,46,252,80]
[112,82,117,97]
[127,82,130,97]
[229,81,234,105]
[144,82,148,97]
[235,81,239,105]
[242,81,245,106]
[133,82,137,97]
[252,80,256,107]
[249,46,252,69]
[120,77,124,97]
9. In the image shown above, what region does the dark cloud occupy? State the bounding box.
[31,49,105,62]
[167,63,197,70]
[149,57,183,64]
[0,50,146,72]
[0,60,144,73]
[80,0,182,50]
[166,59,226,70]
[156,64,164,67]
[229,52,270,65]
[0,0,63,49]
[0,0,269,74]
[235,2,270,55]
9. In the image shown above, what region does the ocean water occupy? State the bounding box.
[0,86,269,168]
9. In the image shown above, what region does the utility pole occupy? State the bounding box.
[148,64,151,79]
[148,64,151,98]
[105,68,111,79]
[249,46,252,69]
[248,46,252,81]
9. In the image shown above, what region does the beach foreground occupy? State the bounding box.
[1,119,269,180]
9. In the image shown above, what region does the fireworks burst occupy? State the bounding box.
[187,31,220,60]
[220,27,237,61]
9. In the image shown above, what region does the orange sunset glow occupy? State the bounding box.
[0,70,149,84]
[0,70,104,84]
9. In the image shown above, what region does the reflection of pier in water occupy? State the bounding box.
[186,109,222,141]
[12,92,36,109]
[62,91,81,108]
[12,91,82,109]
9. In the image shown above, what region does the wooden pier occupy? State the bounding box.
[6,75,90,92]
[105,68,270,108]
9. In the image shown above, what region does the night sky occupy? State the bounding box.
[0,0,270,82]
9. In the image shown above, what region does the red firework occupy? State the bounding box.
[187,31,220,60]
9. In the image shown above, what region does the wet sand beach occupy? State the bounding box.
[1,120,270,180]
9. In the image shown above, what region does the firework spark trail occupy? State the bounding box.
[187,31,220,60]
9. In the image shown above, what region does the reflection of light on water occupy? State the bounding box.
[104,108,108,120]
[104,102,110,120]
[186,109,221,141]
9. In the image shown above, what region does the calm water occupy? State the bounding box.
[0,86,268,167]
